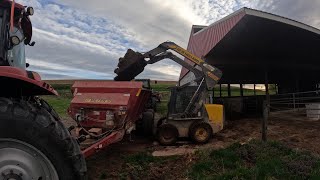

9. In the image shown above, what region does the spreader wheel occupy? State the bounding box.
[157,124,178,146]
[142,111,154,136]
[189,121,212,144]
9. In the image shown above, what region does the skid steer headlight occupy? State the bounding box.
[203,63,215,72]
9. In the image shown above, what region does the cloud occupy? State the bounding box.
[260,0,320,28]
[15,0,320,80]
[28,58,111,79]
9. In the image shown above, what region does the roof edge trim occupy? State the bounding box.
[245,8,320,35]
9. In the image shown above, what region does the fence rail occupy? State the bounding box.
[269,90,320,118]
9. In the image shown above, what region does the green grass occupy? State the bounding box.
[50,84,73,91]
[156,100,168,117]
[96,140,320,179]
[152,84,173,91]
[190,140,320,179]
[41,84,72,118]
[41,95,71,118]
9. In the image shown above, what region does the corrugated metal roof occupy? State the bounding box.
[179,7,320,81]
[180,9,245,79]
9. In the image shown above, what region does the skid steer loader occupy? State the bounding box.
[114,42,224,145]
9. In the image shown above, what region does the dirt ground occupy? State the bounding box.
[63,112,320,179]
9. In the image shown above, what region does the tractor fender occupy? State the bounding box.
[0,66,58,96]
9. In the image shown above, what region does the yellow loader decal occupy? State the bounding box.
[168,45,204,65]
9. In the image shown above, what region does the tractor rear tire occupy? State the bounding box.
[39,98,61,120]
[0,98,87,180]
[157,124,178,146]
[189,121,212,144]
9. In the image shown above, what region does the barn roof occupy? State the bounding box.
[180,8,320,84]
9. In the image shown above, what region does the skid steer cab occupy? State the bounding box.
[114,41,225,145]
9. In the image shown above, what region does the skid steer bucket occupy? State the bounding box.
[114,49,147,81]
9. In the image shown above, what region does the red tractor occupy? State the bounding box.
[0,2,154,179]
[0,1,87,179]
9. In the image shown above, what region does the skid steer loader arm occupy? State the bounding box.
[114,41,222,90]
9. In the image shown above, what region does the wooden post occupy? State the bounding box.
[219,84,222,97]
[262,101,268,142]
[228,84,231,97]
[262,71,270,142]
[265,84,270,103]
[240,84,243,97]
[254,84,256,96]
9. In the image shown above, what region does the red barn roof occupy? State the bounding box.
[180,8,320,85]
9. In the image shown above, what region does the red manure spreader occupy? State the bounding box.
[68,81,154,158]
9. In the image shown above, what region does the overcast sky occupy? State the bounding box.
[17,0,320,80]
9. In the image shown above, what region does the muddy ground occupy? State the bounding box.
[63,112,320,179]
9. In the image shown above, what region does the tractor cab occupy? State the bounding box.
[7,26,26,68]
[0,0,34,69]
[0,1,57,96]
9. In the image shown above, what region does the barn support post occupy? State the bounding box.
[228,84,231,97]
[254,84,256,96]
[219,84,222,97]
[262,70,270,142]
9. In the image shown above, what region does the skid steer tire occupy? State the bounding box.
[0,98,87,180]
[157,124,178,146]
[189,121,213,144]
